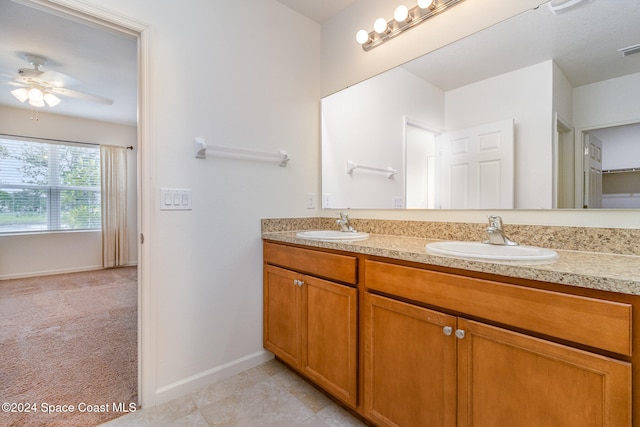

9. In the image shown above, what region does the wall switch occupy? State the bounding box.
[322,193,332,208]
[160,188,192,210]
[306,193,316,209]
[392,196,404,209]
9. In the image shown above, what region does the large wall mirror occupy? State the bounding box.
[321,0,640,210]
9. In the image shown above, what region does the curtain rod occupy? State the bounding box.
[1,133,134,150]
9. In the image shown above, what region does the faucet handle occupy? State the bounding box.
[336,212,356,232]
[487,215,503,229]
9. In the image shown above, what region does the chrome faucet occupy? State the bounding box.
[483,215,518,246]
[336,212,357,232]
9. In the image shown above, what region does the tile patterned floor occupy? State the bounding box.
[99,359,367,427]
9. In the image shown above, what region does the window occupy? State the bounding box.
[0,135,101,233]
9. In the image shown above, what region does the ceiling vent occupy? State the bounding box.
[547,0,590,15]
[618,44,640,57]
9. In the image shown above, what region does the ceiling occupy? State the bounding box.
[0,0,137,126]
[274,0,357,23]
[402,0,640,91]
[0,0,638,126]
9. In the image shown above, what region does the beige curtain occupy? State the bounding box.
[101,145,128,268]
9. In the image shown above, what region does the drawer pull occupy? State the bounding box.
[443,326,453,336]
[455,329,466,339]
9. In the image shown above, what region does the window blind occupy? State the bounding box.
[0,135,101,233]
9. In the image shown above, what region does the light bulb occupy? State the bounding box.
[356,29,370,45]
[418,0,435,9]
[374,17,388,34]
[27,87,44,102]
[394,5,409,22]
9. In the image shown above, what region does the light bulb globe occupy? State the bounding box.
[418,0,435,9]
[374,17,388,34]
[27,88,44,102]
[44,93,61,107]
[11,88,29,103]
[29,98,45,108]
[394,5,409,22]
[356,29,370,45]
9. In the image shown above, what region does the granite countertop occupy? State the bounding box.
[262,231,640,296]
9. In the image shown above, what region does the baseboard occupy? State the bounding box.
[0,263,138,280]
[0,264,103,280]
[153,350,274,406]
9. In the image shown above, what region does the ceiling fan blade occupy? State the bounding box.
[0,81,28,88]
[50,87,113,105]
[0,71,18,80]
[39,70,79,87]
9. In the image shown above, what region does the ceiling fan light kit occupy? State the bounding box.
[3,53,112,117]
[10,86,61,107]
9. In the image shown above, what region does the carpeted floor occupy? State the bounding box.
[0,267,137,427]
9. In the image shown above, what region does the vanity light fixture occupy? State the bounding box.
[356,0,466,51]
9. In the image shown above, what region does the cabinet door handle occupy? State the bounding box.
[455,329,465,339]
[293,279,304,287]
[443,326,453,336]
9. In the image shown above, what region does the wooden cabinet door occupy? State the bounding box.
[364,293,457,427]
[302,275,358,408]
[263,265,302,369]
[457,318,632,427]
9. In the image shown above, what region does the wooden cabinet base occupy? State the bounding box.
[458,319,631,427]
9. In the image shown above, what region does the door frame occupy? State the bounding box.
[552,113,575,208]
[21,0,155,407]
[402,116,442,209]
[575,118,640,210]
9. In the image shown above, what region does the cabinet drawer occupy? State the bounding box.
[365,260,632,356]
[264,242,357,285]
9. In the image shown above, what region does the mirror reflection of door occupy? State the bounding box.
[583,133,603,208]
[440,119,515,209]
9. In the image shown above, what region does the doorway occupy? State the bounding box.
[1,0,151,410]
[576,122,640,209]
[405,121,438,209]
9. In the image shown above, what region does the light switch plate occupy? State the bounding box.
[160,188,192,210]
[306,193,316,209]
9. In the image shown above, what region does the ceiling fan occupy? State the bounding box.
[1,54,113,108]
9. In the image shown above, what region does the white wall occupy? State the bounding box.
[0,105,138,279]
[446,61,554,209]
[573,72,640,130]
[552,62,573,125]
[322,67,444,209]
[66,0,322,405]
[321,0,640,228]
[592,124,640,170]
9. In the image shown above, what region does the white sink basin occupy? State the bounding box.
[296,230,369,241]
[425,241,558,262]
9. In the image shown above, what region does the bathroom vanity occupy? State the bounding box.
[262,219,640,427]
